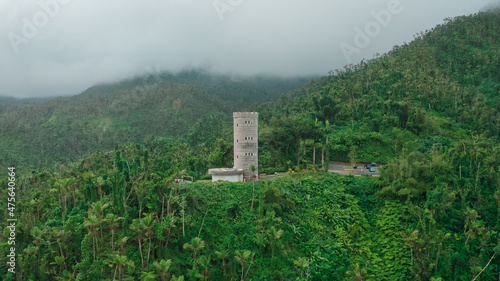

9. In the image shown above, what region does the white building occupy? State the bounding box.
[208,168,244,182]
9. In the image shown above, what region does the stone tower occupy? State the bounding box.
[233,112,258,180]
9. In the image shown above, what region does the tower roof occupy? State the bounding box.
[208,168,244,176]
[233,112,258,118]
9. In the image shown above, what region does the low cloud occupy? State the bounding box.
[0,0,495,98]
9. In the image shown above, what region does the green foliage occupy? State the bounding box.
[1,9,500,281]
[0,71,308,170]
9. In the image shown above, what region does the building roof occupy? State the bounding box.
[208,168,244,176]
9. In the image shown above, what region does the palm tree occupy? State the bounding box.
[29,198,44,226]
[31,227,44,246]
[267,227,284,259]
[234,250,255,281]
[322,120,330,170]
[23,245,39,273]
[134,183,148,218]
[89,200,109,241]
[50,255,66,275]
[52,178,75,220]
[111,253,135,281]
[95,176,106,201]
[288,223,303,238]
[293,257,309,278]
[117,236,129,255]
[249,164,257,211]
[346,263,373,281]
[154,259,172,281]
[130,218,146,267]
[183,237,206,262]
[129,213,155,268]
[83,215,99,260]
[215,250,229,276]
[180,198,187,236]
[51,228,67,264]
[196,255,211,280]
[161,213,176,250]
[55,269,77,281]
[139,271,157,281]
[142,214,155,266]
[106,213,124,254]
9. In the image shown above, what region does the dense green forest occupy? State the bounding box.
[1,9,500,280]
[0,70,308,169]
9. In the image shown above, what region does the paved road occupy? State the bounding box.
[255,162,381,181]
[329,161,381,177]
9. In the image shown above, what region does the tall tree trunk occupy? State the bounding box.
[161,196,165,220]
[138,238,144,268]
[472,254,495,281]
[182,210,185,237]
[325,136,329,170]
[251,181,255,211]
[475,162,481,191]
[297,139,301,168]
[321,145,325,170]
[95,234,99,259]
[100,221,104,241]
[93,235,97,261]
[198,208,209,237]
[111,230,115,254]
[147,238,152,265]
[313,142,316,169]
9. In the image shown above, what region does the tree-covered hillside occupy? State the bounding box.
[0,70,309,169]
[1,8,500,281]
[258,8,500,169]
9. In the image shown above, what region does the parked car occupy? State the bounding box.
[365,162,377,172]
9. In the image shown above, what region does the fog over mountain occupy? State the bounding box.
[0,0,496,98]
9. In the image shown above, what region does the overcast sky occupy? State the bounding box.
[0,0,497,98]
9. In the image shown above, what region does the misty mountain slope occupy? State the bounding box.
[256,9,499,167]
[77,70,309,107]
[0,72,309,169]
[0,96,55,105]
